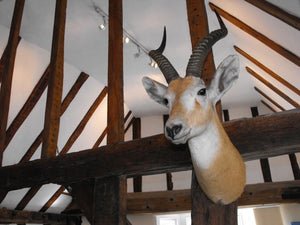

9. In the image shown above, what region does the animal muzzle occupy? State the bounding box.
[166,124,182,140]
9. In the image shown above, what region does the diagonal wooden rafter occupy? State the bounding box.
[247,67,300,107]
[93,110,131,149]
[209,2,300,67]
[41,109,131,213]
[254,87,285,111]
[234,46,300,96]
[0,36,21,83]
[0,0,25,166]
[4,65,51,151]
[41,0,67,158]
[261,100,276,113]
[244,0,300,31]
[0,72,88,204]
[19,72,89,163]
[13,86,107,210]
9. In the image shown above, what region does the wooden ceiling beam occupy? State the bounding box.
[254,87,285,111]
[0,36,21,83]
[11,85,107,210]
[0,207,81,224]
[126,180,300,213]
[244,0,300,31]
[247,67,300,107]
[39,186,65,212]
[0,108,299,191]
[4,65,50,150]
[93,110,131,148]
[261,100,277,113]
[41,0,67,158]
[209,2,300,67]
[0,0,25,166]
[234,46,300,96]
[19,72,89,163]
[60,86,107,154]
[15,185,41,210]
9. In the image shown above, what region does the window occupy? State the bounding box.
[156,214,179,225]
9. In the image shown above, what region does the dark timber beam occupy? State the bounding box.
[251,107,272,183]
[126,180,300,213]
[187,0,235,224]
[0,207,81,225]
[261,100,277,113]
[19,72,89,163]
[209,2,300,67]
[0,0,25,166]
[41,0,67,158]
[94,0,127,223]
[4,65,50,150]
[133,118,142,192]
[0,36,21,83]
[254,87,285,111]
[234,46,300,96]
[244,0,300,31]
[247,67,300,107]
[0,109,299,191]
[13,85,107,210]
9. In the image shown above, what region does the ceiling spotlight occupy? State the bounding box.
[124,37,130,44]
[99,16,107,30]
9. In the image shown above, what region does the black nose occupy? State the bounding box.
[166,124,182,139]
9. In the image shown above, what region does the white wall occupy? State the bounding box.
[280,204,300,225]
[254,206,283,225]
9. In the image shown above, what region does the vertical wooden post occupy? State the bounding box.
[133,118,142,192]
[93,0,127,224]
[251,107,272,182]
[186,0,237,224]
[0,0,24,166]
[41,0,67,158]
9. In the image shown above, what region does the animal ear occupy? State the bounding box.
[208,55,239,105]
[142,77,168,107]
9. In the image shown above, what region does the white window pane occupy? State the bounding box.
[160,218,177,225]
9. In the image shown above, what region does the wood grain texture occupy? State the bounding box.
[244,0,300,30]
[209,2,300,67]
[0,109,299,191]
[126,180,300,213]
[0,0,25,166]
[19,72,89,163]
[41,0,67,158]
[0,208,81,224]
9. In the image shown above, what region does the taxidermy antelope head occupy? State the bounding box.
[142,12,245,204]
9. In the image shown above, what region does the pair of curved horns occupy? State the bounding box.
[149,10,227,84]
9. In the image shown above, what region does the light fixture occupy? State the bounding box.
[124,36,130,44]
[99,16,107,30]
[149,59,158,68]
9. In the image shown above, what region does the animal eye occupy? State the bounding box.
[163,98,169,105]
[197,88,206,96]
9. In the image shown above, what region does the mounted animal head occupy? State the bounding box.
[143,11,239,145]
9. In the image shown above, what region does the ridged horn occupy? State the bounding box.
[186,10,228,78]
[149,27,180,84]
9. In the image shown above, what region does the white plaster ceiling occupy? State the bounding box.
[0,0,299,117]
